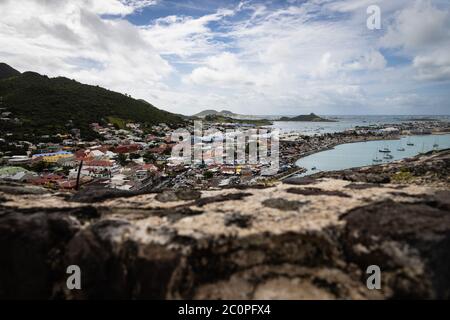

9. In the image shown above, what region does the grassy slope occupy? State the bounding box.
[0,71,183,140]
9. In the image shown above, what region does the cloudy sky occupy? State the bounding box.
[0,0,449,115]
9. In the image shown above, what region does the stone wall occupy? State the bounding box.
[0,150,449,299]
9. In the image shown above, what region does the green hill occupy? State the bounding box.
[204,114,272,126]
[0,63,183,140]
[279,113,336,122]
[193,109,266,121]
[0,63,21,80]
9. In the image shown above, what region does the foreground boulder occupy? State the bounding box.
[1,173,449,299]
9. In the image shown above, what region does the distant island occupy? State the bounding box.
[279,113,337,122]
[204,114,272,126]
[194,110,338,123]
[194,109,235,118]
[193,109,264,120]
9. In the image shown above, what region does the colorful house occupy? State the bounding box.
[32,151,73,163]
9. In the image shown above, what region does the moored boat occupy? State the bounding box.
[406,137,414,146]
[373,151,383,163]
[433,137,439,148]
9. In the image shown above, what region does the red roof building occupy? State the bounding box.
[114,144,141,154]
[84,160,114,167]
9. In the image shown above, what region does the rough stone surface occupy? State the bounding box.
[0,150,449,300]
[286,187,350,198]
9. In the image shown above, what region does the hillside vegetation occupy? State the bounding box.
[279,113,336,122]
[0,63,21,80]
[0,63,183,140]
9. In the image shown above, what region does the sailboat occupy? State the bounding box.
[383,154,394,160]
[379,145,391,153]
[406,137,414,146]
[397,143,405,151]
[373,151,383,163]
[433,137,439,148]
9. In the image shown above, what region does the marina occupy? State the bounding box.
[295,134,450,176]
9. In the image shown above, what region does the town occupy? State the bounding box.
[1,106,449,192]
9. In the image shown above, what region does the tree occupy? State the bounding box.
[203,171,214,179]
[129,153,141,160]
[117,153,128,166]
[30,160,51,173]
[143,152,156,163]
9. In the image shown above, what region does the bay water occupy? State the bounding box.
[295,134,450,176]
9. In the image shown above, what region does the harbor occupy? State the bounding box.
[295,134,450,176]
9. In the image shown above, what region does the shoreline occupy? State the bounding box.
[279,130,450,179]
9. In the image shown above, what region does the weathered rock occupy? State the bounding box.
[175,189,202,201]
[0,209,81,299]
[341,197,450,299]
[193,192,251,207]
[155,190,179,202]
[70,187,139,203]
[0,182,52,195]
[287,187,350,198]
[262,198,309,211]
[224,213,252,228]
[283,177,319,185]
[345,183,380,190]
[155,189,202,202]
[0,150,449,299]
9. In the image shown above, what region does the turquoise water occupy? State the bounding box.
[295,134,450,176]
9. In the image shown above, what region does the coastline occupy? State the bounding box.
[278,119,450,177]
[276,134,397,181]
[279,133,400,168]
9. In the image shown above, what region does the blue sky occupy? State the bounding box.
[0,0,449,115]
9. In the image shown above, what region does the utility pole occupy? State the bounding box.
[75,160,83,191]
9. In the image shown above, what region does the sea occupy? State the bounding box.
[269,115,450,176]
[270,115,450,136]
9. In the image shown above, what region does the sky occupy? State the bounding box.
[0,0,449,116]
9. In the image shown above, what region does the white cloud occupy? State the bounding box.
[141,8,234,58]
[0,0,448,115]
[185,52,256,87]
[380,0,450,81]
[346,51,387,71]
[381,0,449,50]
[413,53,450,81]
[0,0,170,97]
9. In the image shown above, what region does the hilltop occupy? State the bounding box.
[194,110,338,123]
[204,114,272,126]
[0,63,21,80]
[280,113,336,122]
[194,109,239,118]
[0,63,183,140]
[194,109,266,120]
